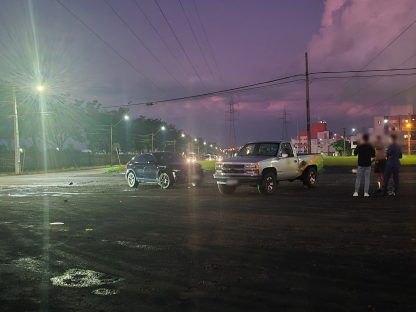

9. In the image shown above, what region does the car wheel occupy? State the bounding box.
[303,167,318,188]
[257,171,277,195]
[159,172,174,189]
[217,184,236,195]
[127,171,138,188]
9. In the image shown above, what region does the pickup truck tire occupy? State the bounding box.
[127,171,139,188]
[217,184,236,195]
[257,171,278,195]
[159,172,174,189]
[303,167,318,188]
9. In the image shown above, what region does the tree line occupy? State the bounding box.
[0,81,219,155]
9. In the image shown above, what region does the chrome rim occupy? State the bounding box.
[159,173,170,189]
[266,176,275,192]
[309,171,316,184]
[127,172,135,187]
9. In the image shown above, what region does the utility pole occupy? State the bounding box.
[110,125,113,166]
[305,52,312,154]
[342,127,346,156]
[13,87,21,174]
[151,133,154,151]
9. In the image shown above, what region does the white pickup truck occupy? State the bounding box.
[213,141,324,195]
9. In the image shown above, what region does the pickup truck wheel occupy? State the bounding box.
[217,184,236,195]
[303,167,318,188]
[127,171,138,188]
[159,172,174,189]
[258,172,277,195]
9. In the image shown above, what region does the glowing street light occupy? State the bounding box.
[150,125,166,151]
[406,122,412,155]
[352,128,356,132]
[194,138,198,142]
[384,119,389,124]
[110,114,130,165]
[36,84,45,93]
[181,133,185,138]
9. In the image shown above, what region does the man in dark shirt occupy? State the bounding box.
[382,134,402,196]
[353,134,375,197]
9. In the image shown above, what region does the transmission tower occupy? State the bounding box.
[226,95,237,147]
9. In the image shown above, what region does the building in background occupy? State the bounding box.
[292,121,336,155]
[373,114,415,154]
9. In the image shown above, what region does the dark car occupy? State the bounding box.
[125,152,203,189]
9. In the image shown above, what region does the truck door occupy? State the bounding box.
[277,143,299,180]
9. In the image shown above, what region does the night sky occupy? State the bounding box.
[1,0,416,146]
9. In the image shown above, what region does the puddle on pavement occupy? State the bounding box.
[12,257,43,273]
[115,240,163,251]
[92,288,120,296]
[50,268,123,288]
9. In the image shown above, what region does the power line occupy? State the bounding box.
[132,0,190,78]
[178,0,215,80]
[360,16,416,70]
[153,0,206,89]
[103,0,186,91]
[192,0,223,82]
[123,73,305,107]
[122,66,416,106]
[311,71,416,81]
[315,16,416,105]
[54,0,162,95]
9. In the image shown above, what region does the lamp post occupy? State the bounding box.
[151,125,166,151]
[12,87,20,174]
[110,114,129,166]
[406,122,412,155]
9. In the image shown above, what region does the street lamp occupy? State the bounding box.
[36,85,45,93]
[110,114,129,166]
[406,122,412,155]
[181,133,185,138]
[151,125,166,151]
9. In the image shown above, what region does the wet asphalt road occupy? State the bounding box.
[0,167,415,311]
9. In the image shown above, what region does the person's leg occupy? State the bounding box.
[392,166,399,194]
[383,165,392,195]
[364,166,371,195]
[354,166,363,193]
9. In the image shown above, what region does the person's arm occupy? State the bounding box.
[354,145,359,156]
[398,146,403,159]
[386,145,392,159]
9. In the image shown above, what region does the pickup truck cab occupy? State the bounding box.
[213,141,323,195]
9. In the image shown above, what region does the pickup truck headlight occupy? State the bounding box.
[244,163,259,174]
[215,163,224,171]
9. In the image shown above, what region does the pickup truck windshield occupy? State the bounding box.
[238,143,280,157]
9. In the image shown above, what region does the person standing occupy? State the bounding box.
[383,134,402,196]
[353,134,375,197]
[374,135,386,192]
